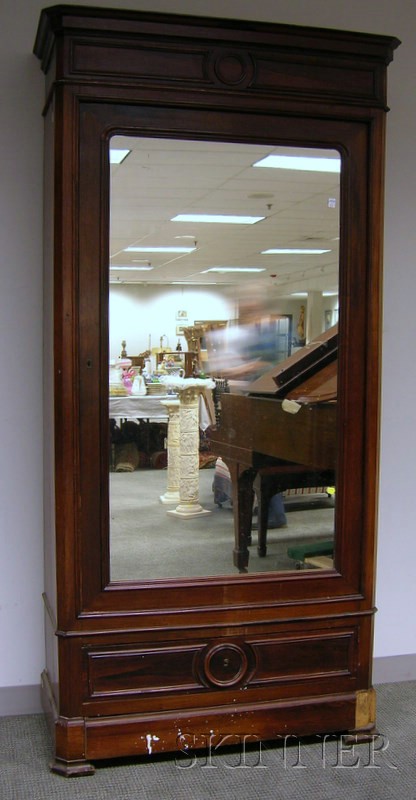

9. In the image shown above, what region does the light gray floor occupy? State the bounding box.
[1,681,415,799]
[110,469,334,581]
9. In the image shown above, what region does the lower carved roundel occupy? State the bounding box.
[199,641,254,688]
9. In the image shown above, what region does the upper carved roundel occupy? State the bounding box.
[209,49,255,89]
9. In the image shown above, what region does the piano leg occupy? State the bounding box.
[254,474,275,558]
[228,463,256,573]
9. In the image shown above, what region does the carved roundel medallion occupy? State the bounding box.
[198,641,255,688]
[209,49,255,89]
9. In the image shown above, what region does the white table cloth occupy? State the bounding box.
[109,395,172,421]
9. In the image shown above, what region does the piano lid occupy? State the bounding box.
[248,324,338,400]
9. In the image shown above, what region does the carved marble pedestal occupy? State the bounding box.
[164,378,215,519]
[159,398,180,504]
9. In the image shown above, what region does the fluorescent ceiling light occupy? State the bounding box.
[323,291,338,296]
[171,214,265,225]
[110,265,154,271]
[124,246,196,253]
[109,149,130,164]
[291,292,308,297]
[202,267,265,273]
[253,155,341,172]
[262,248,331,255]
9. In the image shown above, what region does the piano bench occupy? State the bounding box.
[287,540,333,568]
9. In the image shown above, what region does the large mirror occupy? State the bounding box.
[108,135,340,581]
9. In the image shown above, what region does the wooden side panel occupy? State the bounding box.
[42,84,59,707]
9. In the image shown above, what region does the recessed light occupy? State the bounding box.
[201,267,265,273]
[109,266,154,271]
[171,214,265,225]
[253,155,341,172]
[248,192,275,200]
[109,149,130,164]
[124,246,196,253]
[261,249,331,255]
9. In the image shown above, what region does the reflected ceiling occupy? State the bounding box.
[110,137,340,296]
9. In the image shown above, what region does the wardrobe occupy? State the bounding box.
[34,5,399,775]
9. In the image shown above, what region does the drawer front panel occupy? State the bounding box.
[85,627,357,702]
[252,631,355,685]
[87,643,203,697]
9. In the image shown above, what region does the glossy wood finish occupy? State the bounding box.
[34,5,399,775]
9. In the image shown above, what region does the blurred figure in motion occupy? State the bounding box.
[210,294,287,529]
[207,296,279,385]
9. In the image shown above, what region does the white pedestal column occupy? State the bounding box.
[159,398,180,504]
[165,378,215,519]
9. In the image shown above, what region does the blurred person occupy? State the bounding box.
[210,295,287,529]
[207,296,279,383]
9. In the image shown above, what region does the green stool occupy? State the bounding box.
[287,540,333,568]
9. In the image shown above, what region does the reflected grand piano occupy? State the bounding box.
[209,326,338,572]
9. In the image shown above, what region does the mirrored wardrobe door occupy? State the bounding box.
[108,135,340,582]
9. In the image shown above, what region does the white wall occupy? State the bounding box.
[109,285,306,358]
[1,0,415,703]
[109,284,234,357]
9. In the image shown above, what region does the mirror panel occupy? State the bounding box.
[109,136,340,581]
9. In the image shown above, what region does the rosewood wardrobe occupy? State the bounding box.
[34,5,399,775]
